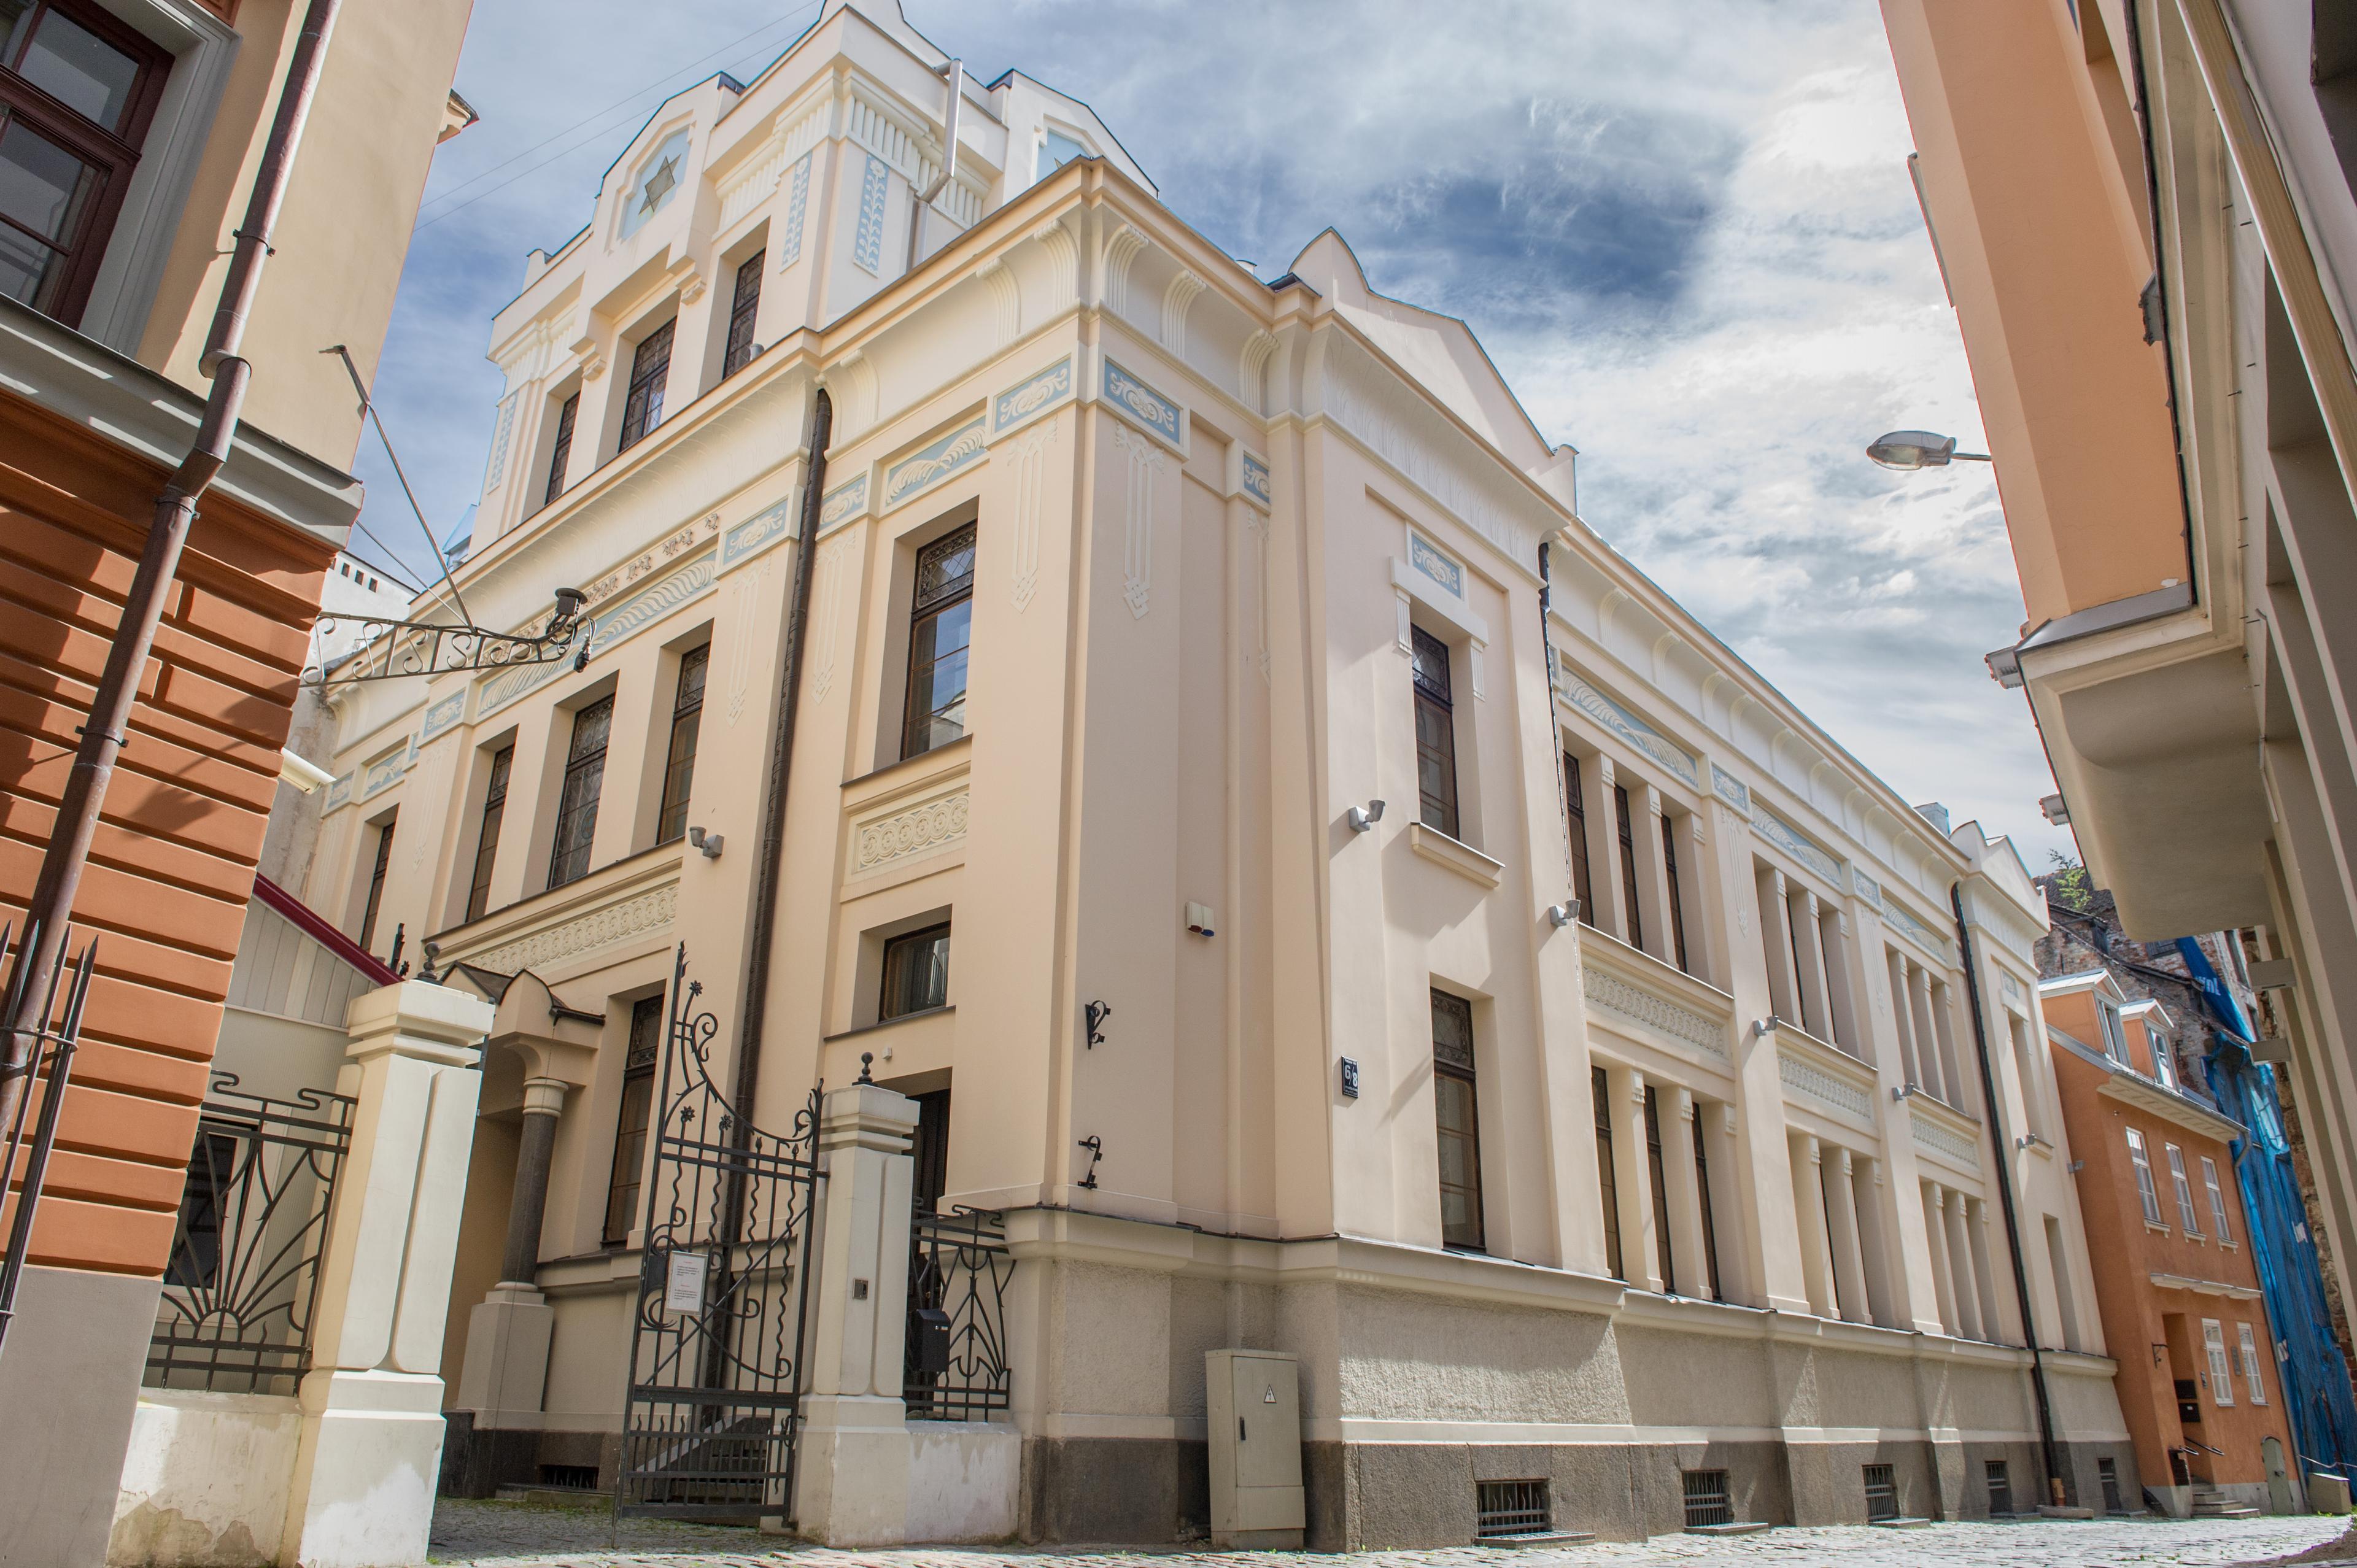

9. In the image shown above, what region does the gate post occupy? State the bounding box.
[280,980,489,1567]
[792,1079,919,1544]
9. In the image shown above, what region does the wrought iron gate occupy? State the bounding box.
[619,946,822,1521]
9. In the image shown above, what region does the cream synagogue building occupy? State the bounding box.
[298,0,2132,1545]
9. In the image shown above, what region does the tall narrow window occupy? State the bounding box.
[358,815,395,952]
[2202,1156,2234,1244]
[2096,997,2129,1063]
[2126,1128,2163,1225]
[1693,1104,1722,1300]
[2010,1015,2043,1139]
[1643,1085,1674,1294]
[542,392,578,507]
[2166,1143,2202,1235]
[1564,752,1595,922]
[722,249,764,377]
[465,745,512,922]
[1660,813,1689,973]
[1593,1065,1622,1280]
[547,696,614,888]
[1432,989,1483,1251]
[603,995,662,1244]
[2204,1318,2236,1406]
[1411,626,1459,840]
[910,1087,951,1215]
[902,523,975,759]
[880,923,951,1019]
[617,318,675,451]
[655,645,708,843]
[1613,784,1643,949]
[2237,1321,2268,1404]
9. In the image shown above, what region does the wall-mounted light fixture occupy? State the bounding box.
[2067,1159,2086,1175]
[1085,1000,1112,1049]
[1751,1016,1784,1040]
[1892,1081,1921,1102]
[1347,798,1385,834]
[1547,899,1579,929]
[687,825,725,859]
[2016,1132,2053,1151]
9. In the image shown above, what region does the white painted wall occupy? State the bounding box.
[906,1422,1020,1543]
[108,1390,302,1566]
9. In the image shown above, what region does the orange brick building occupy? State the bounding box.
[2042,971,2299,1516]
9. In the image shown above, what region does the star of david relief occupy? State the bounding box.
[640,155,679,215]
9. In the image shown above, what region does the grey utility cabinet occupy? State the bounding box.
[1206,1348,1304,1547]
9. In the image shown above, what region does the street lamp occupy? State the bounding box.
[1865,429,1992,470]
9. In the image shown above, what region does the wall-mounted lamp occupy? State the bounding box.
[1892,1081,1921,1102]
[1085,1000,1112,1049]
[1347,798,1385,834]
[686,825,725,859]
[2038,793,2070,827]
[1751,1016,1784,1040]
[2016,1132,2054,1151]
[2067,1160,2086,1175]
[1547,899,1580,929]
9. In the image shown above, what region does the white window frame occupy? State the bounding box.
[2127,1128,2163,1226]
[2097,997,2129,1063]
[2166,1143,2202,1235]
[2204,1318,2236,1406]
[2238,1321,2268,1405]
[2202,1156,2235,1245]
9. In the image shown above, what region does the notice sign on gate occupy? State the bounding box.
[663,1248,710,1314]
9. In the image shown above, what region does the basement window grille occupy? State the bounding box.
[2099,1457,2123,1514]
[538,1464,597,1491]
[1475,1479,1550,1539]
[1864,1462,1899,1521]
[1986,1459,2012,1516]
[1682,1469,1733,1530]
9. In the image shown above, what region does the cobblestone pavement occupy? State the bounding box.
[428,1497,2355,1568]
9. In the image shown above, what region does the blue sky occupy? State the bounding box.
[350,0,2064,865]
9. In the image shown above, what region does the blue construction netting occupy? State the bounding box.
[2178,937,2357,1483]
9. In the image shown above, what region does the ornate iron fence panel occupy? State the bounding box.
[147,1074,355,1393]
[619,945,822,1521]
[904,1206,1013,1420]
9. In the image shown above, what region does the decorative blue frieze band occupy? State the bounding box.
[358,748,410,801]
[1407,530,1463,600]
[323,772,352,811]
[1240,452,1271,509]
[1850,865,1883,907]
[1101,357,1182,449]
[417,692,466,744]
[853,154,889,275]
[779,153,811,268]
[1711,763,1751,817]
[884,417,988,511]
[1751,806,1841,884]
[1557,670,1699,787]
[722,494,796,567]
[478,548,718,718]
[992,357,1073,436]
[1881,894,1953,964]
[818,472,869,535]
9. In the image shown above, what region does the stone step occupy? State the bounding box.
[1477,1531,1598,1548]
[493,1485,610,1510]
[1870,1516,1934,1529]
[1689,1521,1775,1535]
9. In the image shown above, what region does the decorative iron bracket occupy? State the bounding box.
[303,589,592,688]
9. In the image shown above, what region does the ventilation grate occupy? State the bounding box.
[1864,1462,1898,1521]
[1682,1468,1733,1530]
[1476,1478,1551,1538]
[2099,1456,2123,1515]
[538,1462,598,1490]
[1986,1459,2012,1516]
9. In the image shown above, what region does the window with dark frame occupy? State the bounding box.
[880,923,951,1020]
[0,0,168,326]
[911,1087,951,1215]
[358,814,395,954]
[617,318,675,451]
[1614,784,1643,949]
[1593,1064,1622,1280]
[655,644,708,843]
[1693,1101,1722,1299]
[465,744,512,923]
[1661,811,1690,973]
[1984,1459,2011,1517]
[542,392,578,507]
[1565,752,1595,923]
[1431,989,1483,1252]
[602,995,663,1245]
[547,696,614,889]
[1411,625,1460,840]
[721,248,764,377]
[1862,1462,1898,1521]
[1643,1084,1675,1294]
[902,523,975,759]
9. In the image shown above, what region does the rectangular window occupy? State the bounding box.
[358,814,395,953]
[602,995,662,1244]
[2127,1128,2163,1224]
[2097,1458,2122,1515]
[1681,1469,1732,1530]
[543,392,578,507]
[547,696,614,889]
[0,0,168,325]
[1473,1479,1549,1539]
[1593,1064,1622,1280]
[465,745,512,922]
[655,645,708,843]
[2153,1032,2178,1088]
[1643,1085,1674,1293]
[880,923,951,1019]
[902,523,976,759]
[2238,1321,2268,1404]
[1411,625,1459,840]
[1862,1462,1898,1521]
[721,248,764,377]
[2204,1318,2236,1406]
[1433,989,1483,1252]
[2010,1014,2043,1139]
[2167,1143,2202,1234]
[1693,1102,1722,1300]
[1660,811,1689,973]
[617,317,675,451]
[2202,1156,2234,1244]
[2096,998,2129,1063]
[1985,1460,2011,1518]
[1614,784,1643,949]
[1564,752,1595,922]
